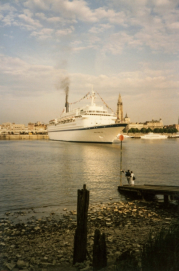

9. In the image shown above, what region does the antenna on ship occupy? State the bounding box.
[91,85,95,106]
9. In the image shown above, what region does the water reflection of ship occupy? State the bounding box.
[47,90,127,143]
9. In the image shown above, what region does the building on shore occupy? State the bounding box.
[116,94,124,122]
[35,122,47,134]
[123,113,131,124]
[12,124,26,134]
[116,94,131,123]
[125,118,164,132]
[1,122,13,130]
[143,118,163,129]
[28,122,35,131]
[0,122,47,135]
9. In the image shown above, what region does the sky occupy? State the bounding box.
[0,0,179,125]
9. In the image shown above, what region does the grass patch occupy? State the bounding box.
[141,224,179,271]
[116,224,179,271]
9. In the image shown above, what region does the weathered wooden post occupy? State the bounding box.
[73,184,89,264]
[93,229,107,271]
[119,134,124,186]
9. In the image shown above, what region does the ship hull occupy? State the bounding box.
[48,124,127,143]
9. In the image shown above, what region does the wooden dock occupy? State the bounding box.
[118,184,179,204]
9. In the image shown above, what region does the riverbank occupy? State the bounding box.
[0,135,49,140]
[0,199,178,271]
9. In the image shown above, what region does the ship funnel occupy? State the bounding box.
[59,76,70,113]
[65,86,69,113]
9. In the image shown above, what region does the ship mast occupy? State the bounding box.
[91,86,95,106]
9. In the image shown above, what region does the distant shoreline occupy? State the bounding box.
[0,133,178,141]
[0,134,49,140]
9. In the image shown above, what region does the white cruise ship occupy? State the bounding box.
[47,90,127,143]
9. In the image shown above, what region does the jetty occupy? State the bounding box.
[118,184,179,204]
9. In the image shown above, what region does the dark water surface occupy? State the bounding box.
[0,139,179,216]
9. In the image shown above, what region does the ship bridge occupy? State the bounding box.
[80,105,113,117]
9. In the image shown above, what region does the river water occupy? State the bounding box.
[0,139,179,217]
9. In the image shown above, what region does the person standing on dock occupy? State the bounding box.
[121,169,131,184]
[130,171,135,186]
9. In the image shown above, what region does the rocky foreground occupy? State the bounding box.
[0,199,179,271]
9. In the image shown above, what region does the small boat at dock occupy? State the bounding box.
[141,132,167,139]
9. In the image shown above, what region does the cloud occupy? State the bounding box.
[24,0,49,10]
[30,26,74,40]
[55,26,74,36]
[72,45,94,52]
[0,3,16,12]
[168,22,179,30]
[18,11,42,28]
[35,12,61,23]
[35,12,46,20]
[47,17,62,23]
[31,28,54,39]
[2,0,179,55]
[1,54,178,96]
[1,13,15,26]
[0,3,17,26]
[89,23,112,34]
[99,32,143,55]
[94,8,126,25]
[3,34,13,39]
[0,54,67,97]
[23,0,127,24]
[35,12,75,24]
[0,53,178,124]
[51,0,98,22]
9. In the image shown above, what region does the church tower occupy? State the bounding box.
[124,113,130,123]
[116,94,123,122]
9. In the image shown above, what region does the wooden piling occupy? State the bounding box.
[164,194,169,205]
[93,229,107,271]
[73,184,89,264]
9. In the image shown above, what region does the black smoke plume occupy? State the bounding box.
[60,76,70,96]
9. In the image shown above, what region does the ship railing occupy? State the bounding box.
[57,117,75,124]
